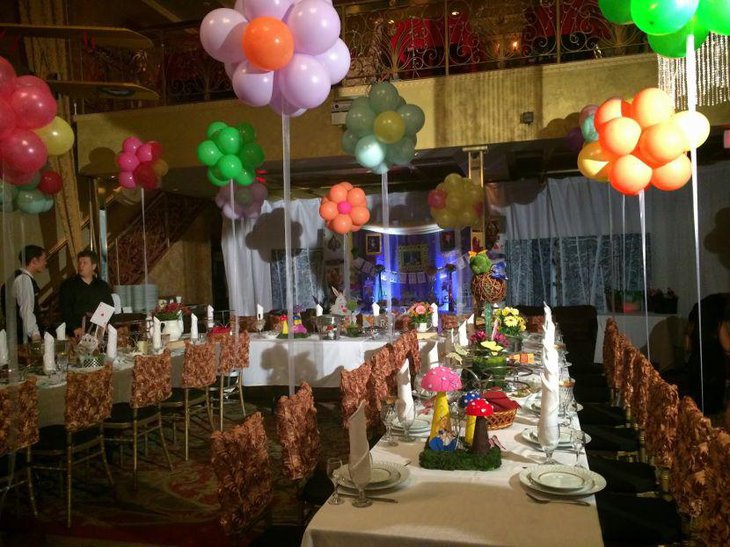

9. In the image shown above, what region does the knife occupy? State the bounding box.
[338,493,399,504]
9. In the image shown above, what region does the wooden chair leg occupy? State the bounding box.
[219,376,225,432]
[66,446,73,529]
[25,448,38,518]
[237,372,246,417]
[184,390,190,461]
[100,435,115,488]
[132,419,139,489]
[158,412,173,471]
[205,389,215,431]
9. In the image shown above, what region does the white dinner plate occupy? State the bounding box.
[522,393,583,415]
[391,417,430,433]
[519,465,606,497]
[520,427,591,448]
[338,461,410,492]
[529,464,592,491]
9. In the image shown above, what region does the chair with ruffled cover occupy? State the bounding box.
[695,429,730,546]
[402,329,422,379]
[367,345,398,425]
[32,365,114,528]
[0,377,39,517]
[161,341,216,460]
[340,361,372,430]
[275,382,331,524]
[104,349,173,487]
[211,413,303,544]
[215,332,249,431]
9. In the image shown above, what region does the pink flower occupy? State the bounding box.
[414,304,427,315]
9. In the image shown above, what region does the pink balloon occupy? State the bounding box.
[14,75,49,92]
[199,8,247,64]
[314,38,351,85]
[337,201,352,214]
[278,54,330,110]
[118,171,136,189]
[242,202,262,219]
[122,136,143,153]
[1,129,47,173]
[9,87,56,130]
[231,62,275,107]
[0,97,17,140]
[285,0,341,55]
[116,152,139,172]
[242,0,294,20]
[427,189,446,209]
[0,57,16,98]
[270,76,306,116]
[136,143,153,162]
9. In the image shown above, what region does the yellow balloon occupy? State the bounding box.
[443,173,462,191]
[34,116,75,156]
[459,208,478,227]
[152,159,169,177]
[577,142,611,181]
[445,192,464,211]
[373,111,405,144]
[434,208,455,228]
[671,111,710,150]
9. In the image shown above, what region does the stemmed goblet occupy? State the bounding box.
[326,457,344,505]
[571,430,587,467]
[380,396,398,447]
[399,402,417,442]
[539,426,560,465]
[350,453,373,508]
[255,318,266,338]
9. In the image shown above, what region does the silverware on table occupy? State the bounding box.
[338,493,399,504]
[525,491,590,507]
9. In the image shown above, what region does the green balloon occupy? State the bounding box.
[341,129,359,155]
[648,17,708,57]
[206,121,228,139]
[234,166,254,186]
[598,0,633,25]
[346,105,376,137]
[197,139,223,167]
[397,104,425,136]
[696,0,730,34]
[631,0,699,36]
[207,168,229,187]
[238,142,264,169]
[373,162,389,175]
[368,82,400,113]
[40,195,54,213]
[350,96,370,111]
[214,127,242,155]
[384,136,415,166]
[216,154,243,180]
[16,189,47,215]
[237,123,256,144]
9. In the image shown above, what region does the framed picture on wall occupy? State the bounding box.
[365,233,382,255]
[398,244,429,273]
[440,230,456,252]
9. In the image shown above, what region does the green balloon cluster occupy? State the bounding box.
[197,121,265,187]
[469,253,492,275]
[599,0,730,58]
[0,180,53,214]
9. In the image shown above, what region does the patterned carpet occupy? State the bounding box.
[0,388,349,546]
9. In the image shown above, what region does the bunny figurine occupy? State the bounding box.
[329,287,349,316]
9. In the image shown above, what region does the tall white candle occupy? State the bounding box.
[430,302,439,330]
[256,304,264,320]
[190,313,199,340]
[372,302,380,317]
[206,305,214,328]
[315,304,323,317]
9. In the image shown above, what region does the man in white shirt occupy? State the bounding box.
[1,245,47,343]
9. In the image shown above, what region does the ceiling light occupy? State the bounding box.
[451,11,459,16]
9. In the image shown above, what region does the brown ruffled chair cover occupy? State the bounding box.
[618,346,640,413]
[629,355,654,430]
[401,329,421,379]
[219,332,250,375]
[65,365,113,433]
[670,396,714,518]
[367,346,397,426]
[211,412,273,535]
[0,377,39,454]
[696,430,730,546]
[602,318,618,370]
[182,341,217,389]
[132,349,172,409]
[604,331,626,392]
[524,314,545,334]
[644,376,679,469]
[229,315,258,333]
[275,382,320,482]
[440,314,459,331]
[340,361,372,430]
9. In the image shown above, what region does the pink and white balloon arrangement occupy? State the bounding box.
[200,0,350,114]
[116,137,169,190]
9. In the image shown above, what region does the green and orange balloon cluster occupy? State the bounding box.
[577,87,710,195]
[197,121,265,187]
[428,173,484,229]
[599,0,730,58]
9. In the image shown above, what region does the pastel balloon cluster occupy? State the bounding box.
[577,88,710,195]
[428,173,484,229]
[197,121,265,187]
[215,179,268,220]
[0,170,60,214]
[200,0,350,115]
[599,0,730,58]
[318,181,370,234]
[342,82,425,173]
[0,57,74,187]
[116,137,168,190]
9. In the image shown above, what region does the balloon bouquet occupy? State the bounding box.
[116,138,169,190]
[428,173,485,229]
[318,182,370,234]
[577,87,709,195]
[0,56,73,214]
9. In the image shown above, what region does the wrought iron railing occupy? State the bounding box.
[68,0,647,112]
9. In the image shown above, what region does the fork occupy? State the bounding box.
[525,491,590,506]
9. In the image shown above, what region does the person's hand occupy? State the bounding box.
[73,327,83,339]
[31,332,41,342]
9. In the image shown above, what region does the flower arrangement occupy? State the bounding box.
[480,340,506,357]
[153,302,191,321]
[469,330,488,345]
[495,307,526,337]
[408,302,432,324]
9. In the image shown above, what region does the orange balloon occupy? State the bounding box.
[242,17,294,71]
[319,199,337,221]
[351,224,362,232]
[594,97,632,131]
[638,121,688,165]
[346,187,366,207]
[631,88,674,128]
[339,181,353,190]
[350,205,370,225]
[330,214,352,234]
[609,154,652,195]
[599,117,642,157]
[651,154,691,191]
[327,183,348,203]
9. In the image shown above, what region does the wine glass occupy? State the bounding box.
[571,430,587,467]
[559,379,575,419]
[399,403,417,442]
[380,396,398,447]
[349,453,373,508]
[326,457,344,505]
[255,318,266,338]
[55,340,69,372]
[539,426,560,465]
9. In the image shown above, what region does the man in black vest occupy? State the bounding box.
[59,249,114,338]
[0,245,47,344]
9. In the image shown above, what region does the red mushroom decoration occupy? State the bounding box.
[420,366,462,442]
[465,398,493,446]
[466,398,494,454]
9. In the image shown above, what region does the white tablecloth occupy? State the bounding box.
[303,400,603,547]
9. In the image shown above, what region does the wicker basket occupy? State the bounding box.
[471,274,507,307]
[486,408,517,430]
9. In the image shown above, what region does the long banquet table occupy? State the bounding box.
[302,397,604,547]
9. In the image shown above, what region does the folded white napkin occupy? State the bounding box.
[55,323,66,341]
[396,360,415,423]
[430,303,439,329]
[458,316,468,346]
[348,401,371,488]
[371,302,379,317]
[206,305,214,328]
[315,304,323,317]
[107,324,117,360]
[43,332,55,374]
[256,304,264,320]
[538,304,560,450]
[0,329,8,365]
[190,313,199,340]
[153,317,162,349]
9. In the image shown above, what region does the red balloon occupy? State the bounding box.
[134,163,158,189]
[148,141,163,161]
[0,129,48,173]
[0,97,17,140]
[427,189,446,209]
[0,57,16,98]
[38,171,63,194]
[9,86,56,129]
[0,167,35,186]
[14,75,49,91]
[118,171,136,189]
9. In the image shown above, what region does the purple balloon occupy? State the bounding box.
[249,181,268,201]
[242,202,262,219]
[314,38,351,85]
[232,62,275,107]
[116,152,139,172]
[285,0,341,55]
[215,187,228,208]
[242,0,294,21]
[270,76,307,116]
[224,62,238,78]
[200,8,247,64]
[122,137,143,154]
[566,127,585,153]
[278,54,330,110]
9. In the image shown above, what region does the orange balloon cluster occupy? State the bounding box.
[319,182,370,234]
[577,88,710,195]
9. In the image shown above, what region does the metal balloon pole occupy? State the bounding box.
[381,171,393,339]
[282,113,295,396]
[638,190,651,363]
